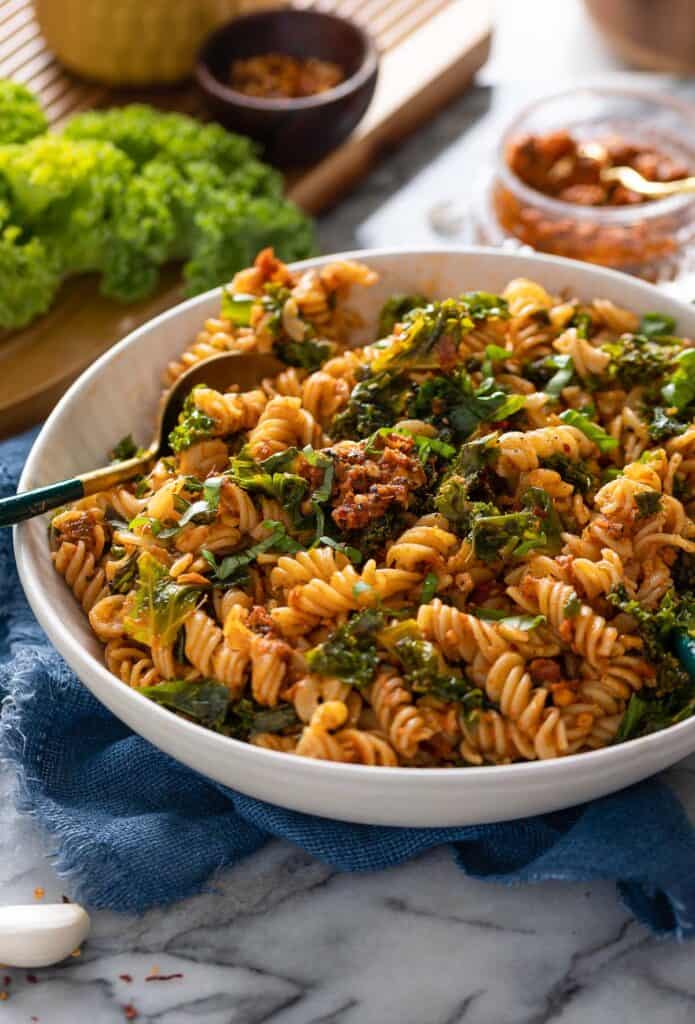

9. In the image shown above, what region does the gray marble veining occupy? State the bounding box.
[5,750,695,1024]
[5,78,695,1022]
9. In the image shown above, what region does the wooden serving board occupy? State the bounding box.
[0,0,492,438]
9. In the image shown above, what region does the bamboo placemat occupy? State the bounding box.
[0,0,492,435]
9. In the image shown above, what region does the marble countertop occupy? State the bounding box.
[4,750,695,1024]
[6,62,695,1020]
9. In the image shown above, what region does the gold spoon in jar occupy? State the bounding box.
[0,351,284,527]
[578,141,695,198]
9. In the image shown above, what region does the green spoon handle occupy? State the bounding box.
[674,631,695,679]
[0,478,85,527]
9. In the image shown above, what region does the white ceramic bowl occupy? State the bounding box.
[14,247,695,826]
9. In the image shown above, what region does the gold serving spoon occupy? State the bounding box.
[578,141,695,198]
[600,164,695,198]
[0,351,284,527]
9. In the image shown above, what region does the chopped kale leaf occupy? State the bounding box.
[307,608,384,688]
[109,433,142,462]
[661,348,695,412]
[202,520,302,587]
[278,336,334,371]
[635,491,662,520]
[331,369,411,440]
[378,293,429,336]
[541,453,595,494]
[168,387,215,453]
[141,679,231,729]
[648,406,689,441]
[378,619,483,713]
[559,408,618,452]
[640,311,677,338]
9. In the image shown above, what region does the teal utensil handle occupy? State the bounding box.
[0,478,85,527]
[675,631,695,679]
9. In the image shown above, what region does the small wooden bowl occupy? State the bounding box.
[195,8,379,168]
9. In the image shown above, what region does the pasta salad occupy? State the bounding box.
[50,249,695,767]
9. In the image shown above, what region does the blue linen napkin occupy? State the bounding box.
[3,431,695,936]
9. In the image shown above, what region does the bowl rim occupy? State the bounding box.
[195,8,379,113]
[497,84,695,223]
[15,244,695,785]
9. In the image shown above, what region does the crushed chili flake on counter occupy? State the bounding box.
[146,973,183,982]
[33,888,44,900]
[123,1004,138,1020]
[119,974,133,984]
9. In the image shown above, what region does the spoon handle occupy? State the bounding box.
[0,451,156,528]
[674,631,695,678]
[0,478,85,527]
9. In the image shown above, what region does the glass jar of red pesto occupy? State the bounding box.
[473,87,695,282]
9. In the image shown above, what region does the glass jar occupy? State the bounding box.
[473,87,695,282]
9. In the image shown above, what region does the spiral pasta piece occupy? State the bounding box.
[498,425,595,474]
[246,395,324,459]
[164,320,257,385]
[509,576,622,665]
[570,548,624,601]
[386,520,457,574]
[339,729,398,766]
[88,594,126,641]
[591,298,639,334]
[271,547,348,593]
[105,638,160,689]
[185,610,248,696]
[553,327,611,379]
[251,733,299,753]
[289,560,419,618]
[301,370,350,425]
[482,650,548,734]
[368,668,433,759]
[417,599,509,664]
[460,711,535,765]
[189,386,267,436]
[295,701,349,760]
[53,540,108,613]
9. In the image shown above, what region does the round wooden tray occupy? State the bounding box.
[0,270,183,438]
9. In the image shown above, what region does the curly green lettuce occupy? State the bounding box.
[0,81,47,144]
[0,226,61,328]
[0,93,316,328]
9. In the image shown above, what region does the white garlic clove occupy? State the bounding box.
[0,903,90,968]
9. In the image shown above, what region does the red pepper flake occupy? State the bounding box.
[123,1004,138,1021]
[33,888,45,900]
[146,973,183,982]
[3,976,10,986]
[31,1018,39,1022]
[119,974,133,984]
[25,974,38,984]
